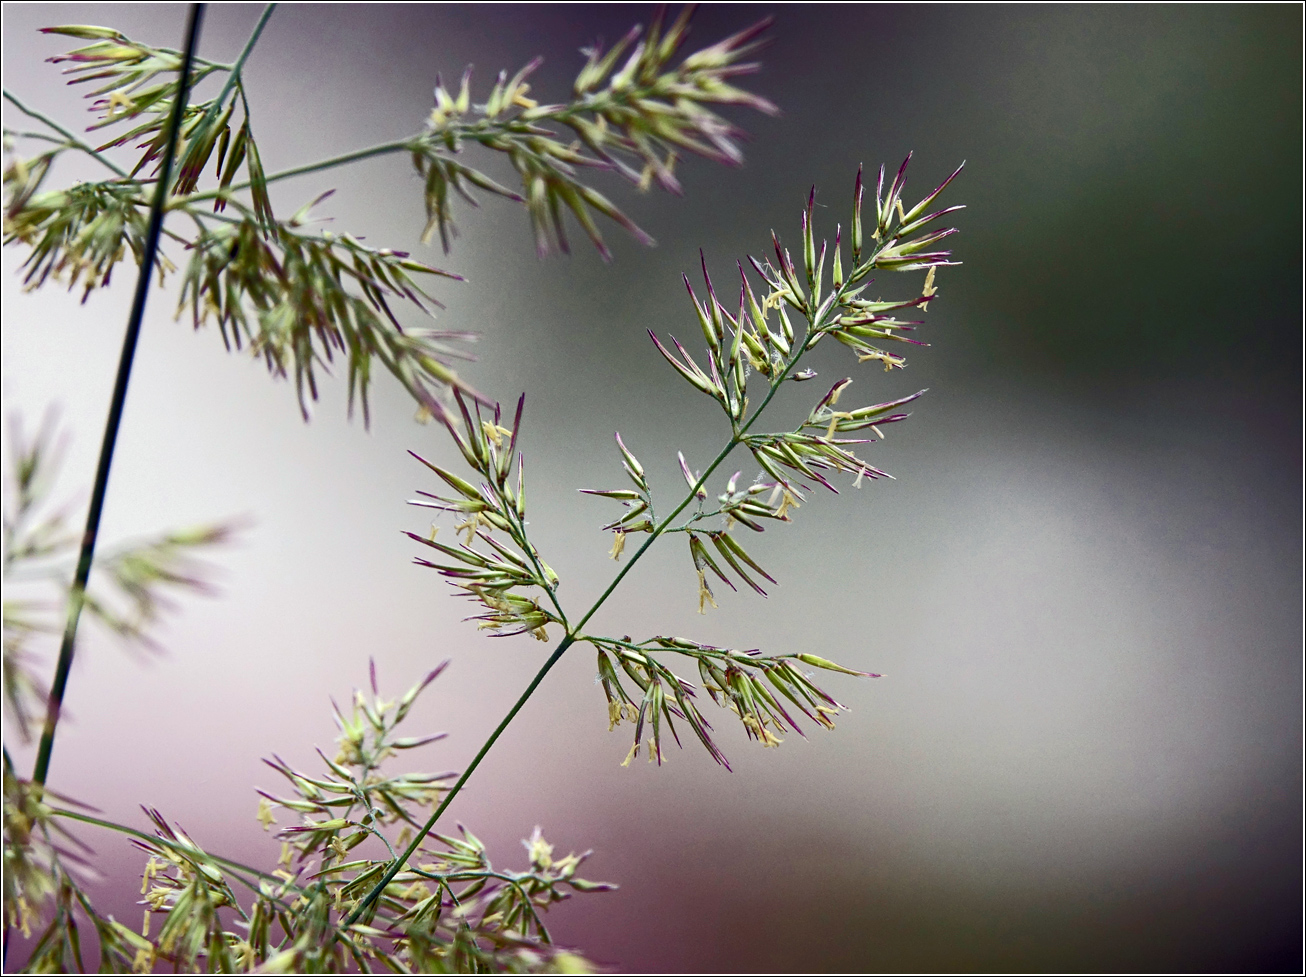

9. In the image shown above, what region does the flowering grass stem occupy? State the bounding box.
[346,333,814,925]
[30,4,206,788]
[346,169,957,901]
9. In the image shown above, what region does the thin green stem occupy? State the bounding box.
[181,105,557,205]
[1,89,131,179]
[588,634,797,666]
[176,75,621,207]
[190,3,275,139]
[353,784,401,863]
[343,634,574,925]
[30,4,206,788]
[182,138,410,203]
[3,129,70,146]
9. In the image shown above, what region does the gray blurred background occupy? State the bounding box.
[3,4,1301,972]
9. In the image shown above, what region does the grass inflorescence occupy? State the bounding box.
[1,4,964,971]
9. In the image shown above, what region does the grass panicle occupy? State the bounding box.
[2,5,965,971]
[405,161,961,800]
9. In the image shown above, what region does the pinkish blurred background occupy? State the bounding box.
[3,4,1300,972]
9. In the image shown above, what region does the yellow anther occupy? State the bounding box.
[775,490,800,520]
[141,857,159,894]
[481,419,512,446]
[454,512,491,543]
[824,411,853,439]
[697,570,718,614]
[106,90,136,120]
[921,265,938,310]
[256,797,277,831]
[857,350,904,371]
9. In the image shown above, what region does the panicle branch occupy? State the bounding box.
[414,8,777,258]
[422,159,959,769]
[575,159,962,763]
[175,203,479,424]
[633,155,962,547]
[588,635,880,769]
[409,391,564,640]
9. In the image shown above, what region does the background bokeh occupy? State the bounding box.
[3,4,1301,972]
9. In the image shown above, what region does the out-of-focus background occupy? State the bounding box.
[3,4,1301,972]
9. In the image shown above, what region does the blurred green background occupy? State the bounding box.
[3,4,1301,972]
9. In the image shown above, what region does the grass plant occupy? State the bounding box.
[1,5,963,971]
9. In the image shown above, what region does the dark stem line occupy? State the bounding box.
[31,4,207,788]
[342,634,574,925]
